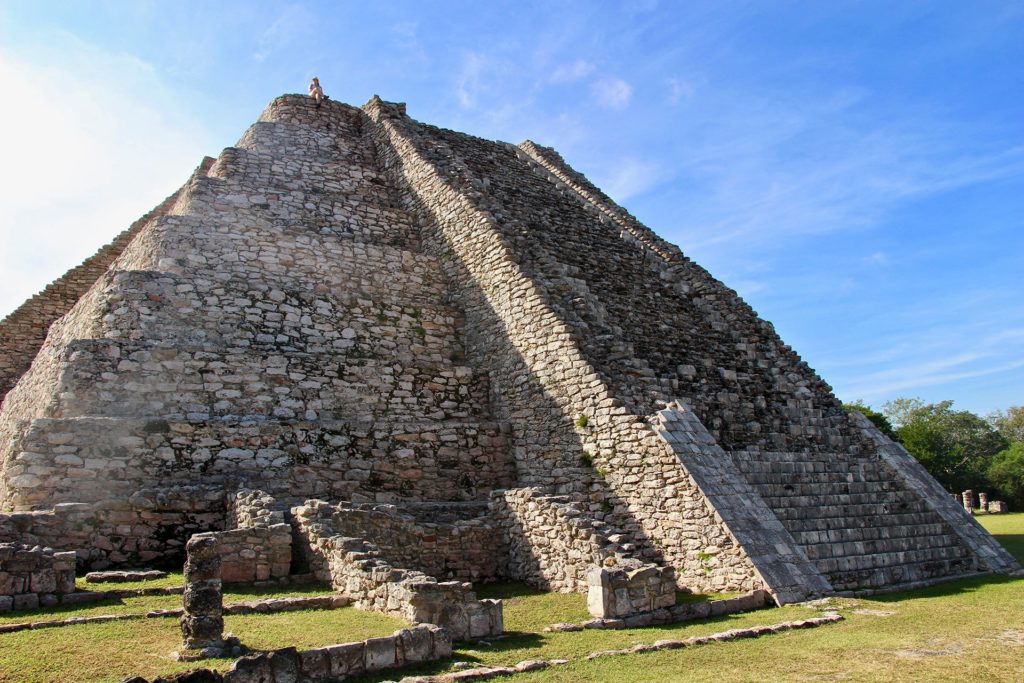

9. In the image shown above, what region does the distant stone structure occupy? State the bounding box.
[0,93,1018,626]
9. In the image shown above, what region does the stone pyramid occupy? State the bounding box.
[1,94,1017,607]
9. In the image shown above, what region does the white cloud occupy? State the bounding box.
[595,159,661,202]
[666,77,694,105]
[455,51,487,109]
[550,59,595,83]
[253,5,314,63]
[863,251,890,266]
[0,40,213,318]
[591,77,633,110]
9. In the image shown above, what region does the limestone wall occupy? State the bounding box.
[363,97,760,594]
[0,543,76,612]
[315,501,503,582]
[489,487,619,593]
[0,489,224,569]
[292,500,502,641]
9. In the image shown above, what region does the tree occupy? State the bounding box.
[843,400,898,441]
[882,398,1008,493]
[989,405,1024,444]
[987,442,1024,508]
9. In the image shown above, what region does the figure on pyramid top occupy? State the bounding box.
[308,77,328,107]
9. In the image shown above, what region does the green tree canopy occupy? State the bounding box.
[988,405,1024,444]
[882,398,1008,493]
[987,442,1024,508]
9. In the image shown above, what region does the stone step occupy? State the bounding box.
[236,120,368,162]
[825,555,979,591]
[789,520,949,544]
[56,339,488,422]
[801,535,970,561]
[761,494,932,514]
[774,505,934,528]
[753,480,905,496]
[131,214,447,309]
[177,171,420,249]
[6,416,516,509]
[94,269,464,361]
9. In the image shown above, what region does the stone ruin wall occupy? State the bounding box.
[291,499,503,641]
[1,98,515,516]
[311,500,504,583]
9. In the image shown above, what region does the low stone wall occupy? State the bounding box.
[128,623,452,683]
[0,487,226,570]
[586,560,677,619]
[292,500,502,641]
[227,489,288,528]
[316,501,503,582]
[0,543,76,612]
[489,487,623,593]
[201,526,291,584]
[203,490,291,584]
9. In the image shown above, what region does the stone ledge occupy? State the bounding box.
[125,623,452,682]
[545,589,771,632]
[0,594,350,633]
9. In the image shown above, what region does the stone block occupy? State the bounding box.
[12,593,38,611]
[297,648,329,679]
[325,642,365,677]
[399,626,433,664]
[0,596,12,612]
[222,653,273,683]
[428,624,453,658]
[266,648,299,683]
[364,635,397,670]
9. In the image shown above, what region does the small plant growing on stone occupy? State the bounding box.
[601,500,614,513]
[449,350,464,362]
[596,466,609,477]
[575,414,589,428]
[579,451,594,466]
[413,326,426,338]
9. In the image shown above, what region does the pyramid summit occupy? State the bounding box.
[0,94,1017,625]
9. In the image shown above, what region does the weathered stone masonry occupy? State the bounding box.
[0,93,1017,616]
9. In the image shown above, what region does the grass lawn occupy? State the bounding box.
[1,514,1021,682]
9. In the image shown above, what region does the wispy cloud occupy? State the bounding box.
[591,77,633,110]
[550,59,595,83]
[253,5,313,63]
[455,51,488,108]
[595,159,661,202]
[665,77,694,105]
[671,87,1024,254]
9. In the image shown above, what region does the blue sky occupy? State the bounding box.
[0,1,1021,416]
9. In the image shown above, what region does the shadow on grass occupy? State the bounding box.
[0,595,127,624]
[343,632,544,683]
[993,534,1024,564]
[872,572,1021,604]
[474,581,548,600]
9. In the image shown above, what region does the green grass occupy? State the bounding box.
[75,571,185,592]
[0,607,405,683]
[1,580,334,626]
[2,514,1022,682]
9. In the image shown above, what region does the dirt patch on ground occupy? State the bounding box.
[993,629,1024,645]
[852,609,895,617]
[893,640,965,658]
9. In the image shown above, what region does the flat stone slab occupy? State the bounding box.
[85,570,168,583]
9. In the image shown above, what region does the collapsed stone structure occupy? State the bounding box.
[0,93,1018,625]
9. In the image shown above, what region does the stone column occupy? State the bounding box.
[181,535,224,650]
[961,490,974,515]
[979,492,988,512]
